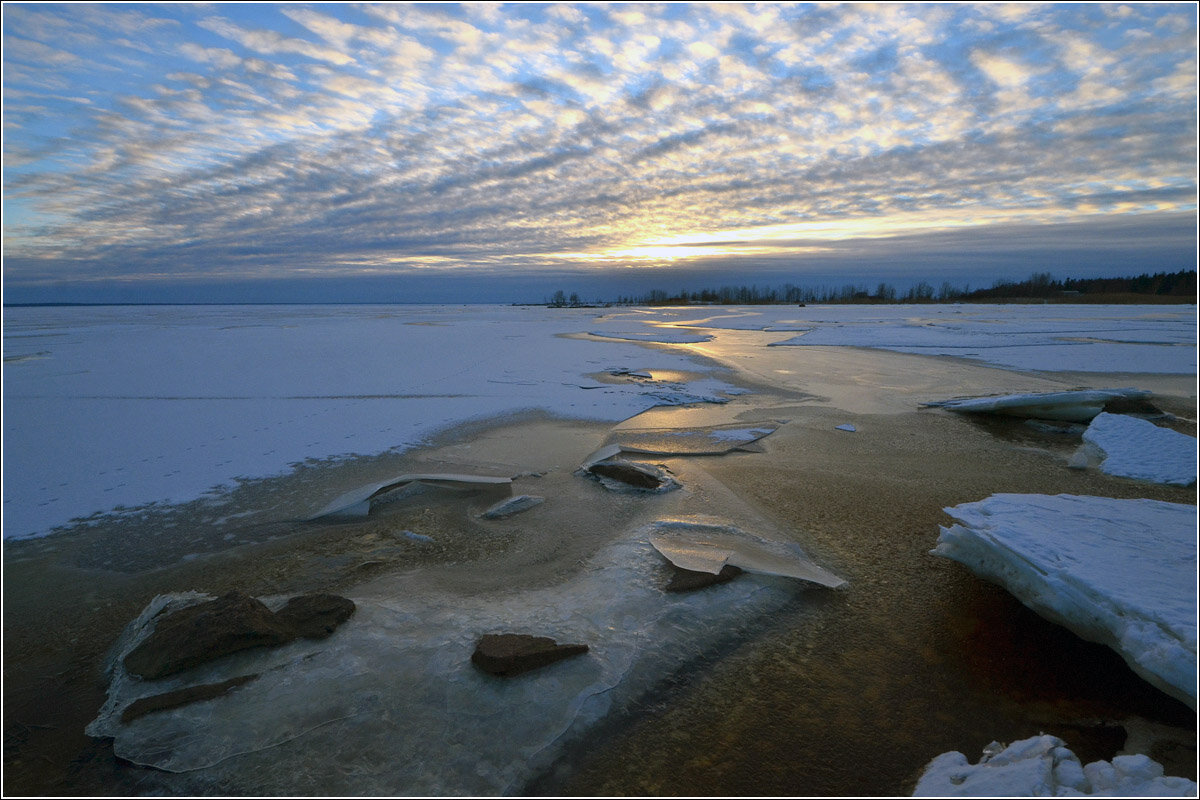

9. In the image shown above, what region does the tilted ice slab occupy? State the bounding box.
[310,472,512,519]
[913,734,1198,797]
[647,518,846,588]
[87,527,825,795]
[921,388,1151,423]
[1080,413,1196,486]
[933,494,1197,707]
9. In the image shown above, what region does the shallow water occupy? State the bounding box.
[3,319,1197,796]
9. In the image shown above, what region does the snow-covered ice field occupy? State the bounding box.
[4,303,1194,540]
[3,301,1196,797]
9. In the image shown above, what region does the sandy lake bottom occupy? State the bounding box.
[3,332,1197,796]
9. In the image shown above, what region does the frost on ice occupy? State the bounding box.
[920,388,1152,423]
[86,531,813,795]
[912,734,1198,797]
[1076,413,1197,486]
[647,518,846,588]
[932,494,1197,708]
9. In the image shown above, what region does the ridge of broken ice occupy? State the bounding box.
[1079,413,1197,486]
[913,734,1198,797]
[921,388,1151,423]
[932,493,1197,707]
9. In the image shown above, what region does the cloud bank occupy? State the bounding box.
[3,3,1196,301]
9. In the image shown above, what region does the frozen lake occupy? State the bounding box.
[4,303,1195,540]
[2,302,1196,796]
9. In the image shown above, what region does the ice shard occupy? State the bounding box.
[647,518,846,588]
[921,388,1152,422]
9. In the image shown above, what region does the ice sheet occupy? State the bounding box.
[1080,413,1197,486]
[913,734,1198,797]
[932,493,1197,707]
[5,304,1194,539]
[86,528,813,795]
[2,305,738,538]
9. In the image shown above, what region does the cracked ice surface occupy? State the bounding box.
[933,494,1197,707]
[1080,413,1197,486]
[87,531,815,795]
[913,734,1198,797]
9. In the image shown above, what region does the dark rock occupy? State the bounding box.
[123,593,293,680]
[120,674,259,723]
[586,459,679,492]
[122,591,356,680]
[664,564,743,592]
[274,594,356,639]
[471,633,588,677]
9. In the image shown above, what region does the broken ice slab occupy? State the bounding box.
[1077,412,1196,486]
[933,493,1197,708]
[311,473,513,520]
[920,388,1152,423]
[647,518,846,588]
[913,734,1198,797]
[480,495,544,519]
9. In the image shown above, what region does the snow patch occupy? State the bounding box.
[913,734,1197,796]
[1079,413,1196,485]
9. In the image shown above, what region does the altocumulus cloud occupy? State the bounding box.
[2,2,1196,302]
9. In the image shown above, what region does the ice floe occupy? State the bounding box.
[87,529,819,795]
[647,518,846,588]
[933,494,1197,707]
[913,734,1198,797]
[1078,413,1196,486]
[921,388,1152,423]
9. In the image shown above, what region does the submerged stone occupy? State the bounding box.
[120,674,259,723]
[122,591,356,680]
[470,633,589,676]
[580,459,681,493]
[664,564,743,592]
[480,494,545,519]
[274,594,357,640]
[123,592,293,680]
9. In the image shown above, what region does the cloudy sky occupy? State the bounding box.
[3,2,1197,303]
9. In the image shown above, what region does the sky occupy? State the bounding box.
[2,2,1197,304]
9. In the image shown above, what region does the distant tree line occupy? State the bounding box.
[546,270,1196,307]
